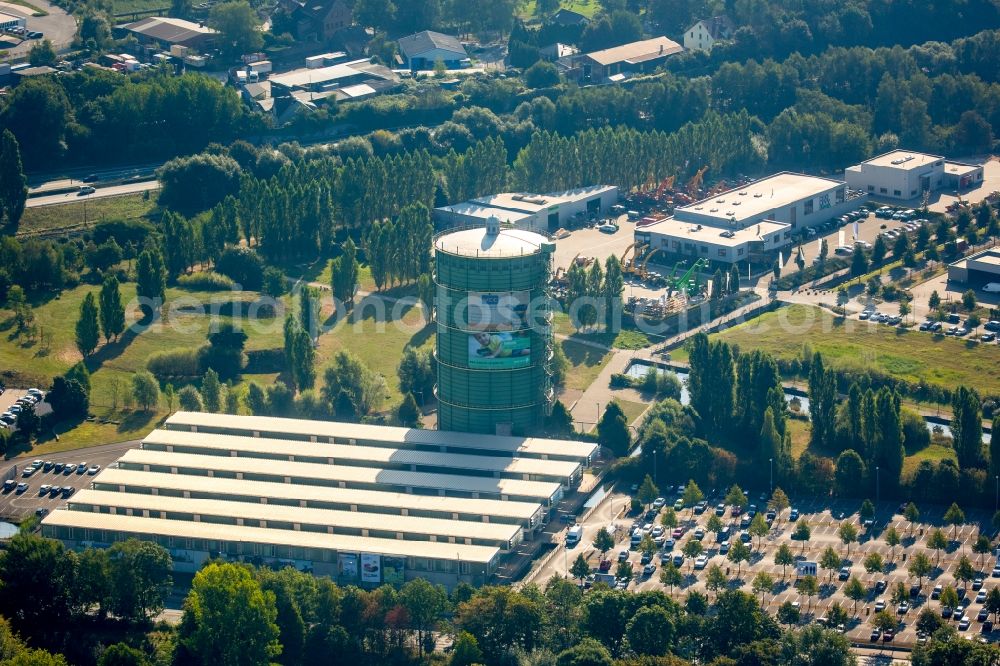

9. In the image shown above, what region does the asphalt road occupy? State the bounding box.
[27,180,161,208]
[0,440,140,522]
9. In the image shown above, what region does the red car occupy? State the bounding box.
[883,629,895,642]
[671,527,685,539]
[598,559,612,572]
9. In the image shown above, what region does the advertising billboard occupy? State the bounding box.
[466,291,529,331]
[383,556,405,587]
[338,553,358,580]
[360,553,381,584]
[468,331,531,369]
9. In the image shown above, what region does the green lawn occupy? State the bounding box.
[519,0,603,19]
[615,398,649,426]
[560,338,611,392]
[902,443,956,478]
[553,312,658,350]
[111,0,170,15]
[19,193,159,238]
[712,303,1000,396]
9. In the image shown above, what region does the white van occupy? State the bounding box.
[566,524,583,547]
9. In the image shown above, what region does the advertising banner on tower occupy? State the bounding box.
[361,553,381,584]
[468,331,531,369]
[465,291,529,331]
[338,553,358,580]
[383,556,405,587]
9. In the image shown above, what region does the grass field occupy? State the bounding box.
[615,399,649,426]
[712,304,1000,396]
[518,0,602,19]
[111,0,169,15]
[19,194,159,237]
[560,338,611,392]
[5,0,46,15]
[553,312,657,350]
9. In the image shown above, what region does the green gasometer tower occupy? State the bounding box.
[434,217,555,435]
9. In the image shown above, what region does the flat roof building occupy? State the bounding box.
[0,12,26,30]
[947,247,1000,286]
[120,16,216,49]
[42,414,599,588]
[434,186,618,234]
[563,37,683,82]
[164,412,598,464]
[634,172,862,265]
[845,150,985,200]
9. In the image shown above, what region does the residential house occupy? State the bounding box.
[278,0,352,42]
[397,30,468,70]
[564,36,683,82]
[549,8,589,27]
[683,16,734,53]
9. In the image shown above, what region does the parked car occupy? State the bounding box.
[694,555,708,569]
[61,486,74,498]
[715,503,726,516]
[77,185,96,195]
[874,599,886,612]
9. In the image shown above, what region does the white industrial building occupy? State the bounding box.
[948,248,1000,286]
[845,150,985,200]
[0,12,26,30]
[635,172,862,265]
[41,413,598,589]
[434,185,619,233]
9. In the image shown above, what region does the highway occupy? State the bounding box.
[27,180,161,208]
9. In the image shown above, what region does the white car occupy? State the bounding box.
[983,283,1000,293]
[834,245,854,255]
[694,555,708,569]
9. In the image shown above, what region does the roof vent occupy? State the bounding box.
[732,201,740,206]
[716,199,725,203]
[739,191,748,195]
[486,215,501,236]
[753,193,763,198]
[709,208,718,212]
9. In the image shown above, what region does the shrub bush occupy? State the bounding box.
[177,271,236,291]
[147,347,203,380]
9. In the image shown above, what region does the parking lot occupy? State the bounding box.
[0,441,137,521]
[551,485,1000,652]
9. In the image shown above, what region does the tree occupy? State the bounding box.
[775,543,795,579]
[660,507,677,528]
[659,562,682,594]
[179,562,280,666]
[682,479,704,511]
[864,552,885,574]
[871,234,887,264]
[954,555,975,590]
[625,606,674,656]
[16,404,39,440]
[450,631,484,666]
[973,534,991,567]
[962,289,977,311]
[178,385,203,411]
[45,377,89,420]
[397,392,421,427]
[844,576,866,615]
[209,1,263,58]
[777,601,800,626]
[908,551,933,586]
[727,540,751,577]
[859,499,875,523]
[944,503,966,539]
[0,534,77,640]
[885,526,901,561]
[793,519,811,553]
[570,553,590,583]
[640,534,657,557]
[593,528,614,559]
[904,502,920,534]
[706,564,728,598]
[770,488,790,520]
[597,401,630,457]
[797,575,819,611]
[615,560,633,581]
[748,512,769,549]
[27,39,56,66]
[871,610,896,635]
[201,369,221,413]
[929,290,941,310]
[820,546,841,581]
[850,248,869,277]
[927,529,948,565]
[330,239,359,308]
[951,387,983,469]
[706,514,723,537]
[524,61,560,88]
[98,643,150,666]
[131,371,160,412]
[107,539,172,623]
[987,588,1000,622]
[202,322,248,380]
[0,130,27,231]
[838,522,858,557]
[557,638,614,666]
[98,275,126,343]
[752,571,774,604]
[725,484,748,509]
[637,474,658,508]
[915,607,944,636]
[75,292,100,357]
[940,586,960,616]
[135,248,166,320]
[682,538,703,567]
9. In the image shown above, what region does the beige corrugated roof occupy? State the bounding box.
[142,428,581,480]
[117,449,562,501]
[70,490,521,544]
[92,468,543,521]
[42,510,500,564]
[164,412,597,462]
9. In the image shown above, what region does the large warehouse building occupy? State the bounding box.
[845,150,985,200]
[434,186,619,234]
[41,412,597,589]
[434,220,555,434]
[948,247,1000,287]
[636,172,861,265]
